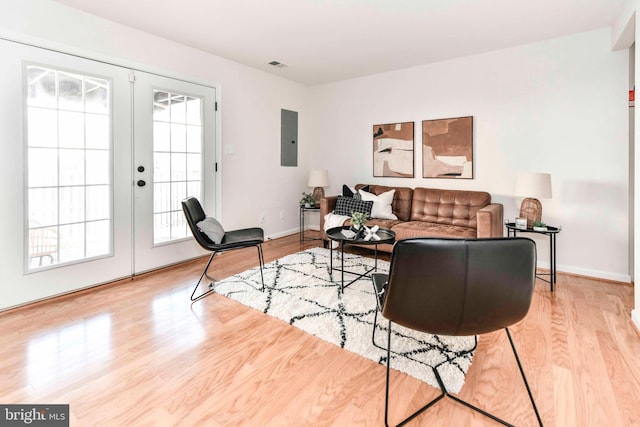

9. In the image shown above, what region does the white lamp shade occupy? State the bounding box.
[308,169,329,187]
[514,172,552,199]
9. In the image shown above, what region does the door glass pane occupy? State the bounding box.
[85,114,109,149]
[85,77,109,114]
[170,94,186,124]
[58,223,85,263]
[25,64,112,271]
[86,150,110,185]
[186,153,201,181]
[59,149,84,186]
[170,123,186,152]
[153,122,170,151]
[58,71,83,111]
[152,89,202,244]
[28,188,58,228]
[59,186,84,224]
[154,182,170,213]
[186,125,201,153]
[86,220,110,257]
[153,91,170,122]
[28,148,58,187]
[27,66,57,108]
[28,227,58,268]
[58,111,84,148]
[185,97,201,125]
[154,212,171,243]
[27,108,57,147]
[86,185,110,221]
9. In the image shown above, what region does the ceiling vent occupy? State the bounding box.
[268,60,287,68]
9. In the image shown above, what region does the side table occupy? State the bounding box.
[299,205,321,243]
[505,222,561,291]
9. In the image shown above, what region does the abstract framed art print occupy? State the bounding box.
[373,122,414,177]
[422,116,473,179]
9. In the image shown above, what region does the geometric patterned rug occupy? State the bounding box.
[213,247,476,393]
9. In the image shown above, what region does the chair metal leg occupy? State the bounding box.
[506,327,544,427]
[190,251,218,301]
[385,320,445,427]
[384,325,543,427]
[257,244,265,291]
[192,244,266,302]
[372,309,386,350]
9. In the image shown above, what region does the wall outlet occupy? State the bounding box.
[259,213,266,223]
[279,210,285,220]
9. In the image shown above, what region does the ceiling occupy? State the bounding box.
[53,0,627,85]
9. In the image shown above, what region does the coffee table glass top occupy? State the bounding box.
[326,226,395,245]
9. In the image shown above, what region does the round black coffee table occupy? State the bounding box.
[326,226,396,292]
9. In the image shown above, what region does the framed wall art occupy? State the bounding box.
[422,116,473,179]
[372,122,414,178]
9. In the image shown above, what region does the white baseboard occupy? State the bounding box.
[556,263,631,283]
[265,227,300,241]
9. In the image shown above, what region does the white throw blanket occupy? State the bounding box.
[323,212,350,248]
[323,212,350,231]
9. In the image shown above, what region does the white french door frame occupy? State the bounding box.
[132,70,218,273]
[0,34,222,310]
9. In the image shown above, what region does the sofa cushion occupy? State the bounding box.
[392,221,477,240]
[359,189,397,220]
[334,195,373,217]
[361,218,405,230]
[355,184,413,221]
[410,188,491,229]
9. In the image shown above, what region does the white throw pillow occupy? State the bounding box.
[196,217,225,244]
[358,189,397,220]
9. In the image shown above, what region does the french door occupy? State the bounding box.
[132,71,216,272]
[0,39,217,309]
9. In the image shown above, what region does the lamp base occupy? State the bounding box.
[312,187,325,205]
[519,198,542,227]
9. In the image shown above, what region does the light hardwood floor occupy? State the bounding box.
[1,232,639,426]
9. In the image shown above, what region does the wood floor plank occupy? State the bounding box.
[0,232,639,426]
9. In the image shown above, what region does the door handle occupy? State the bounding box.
[137,180,146,187]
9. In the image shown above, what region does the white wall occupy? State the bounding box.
[309,28,629,282]
[0,0,311,240]
[0,0,633,308]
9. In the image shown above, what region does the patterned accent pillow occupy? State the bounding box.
[334,195,373,217]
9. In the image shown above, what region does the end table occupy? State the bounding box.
[299,205,321,243]
[505,222,561,291]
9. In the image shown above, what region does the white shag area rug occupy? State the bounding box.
[213,247,476,393]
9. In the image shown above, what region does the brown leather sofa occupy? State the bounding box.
[320,184,504,252]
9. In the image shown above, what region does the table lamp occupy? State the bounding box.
[514,172,552,227]
[308,170,329,204]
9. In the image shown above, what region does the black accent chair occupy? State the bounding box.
[371,237,543,427]
[182,197,265,301]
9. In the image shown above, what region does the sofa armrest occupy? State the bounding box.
[319,196,338,240]
[477,203,504,238]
